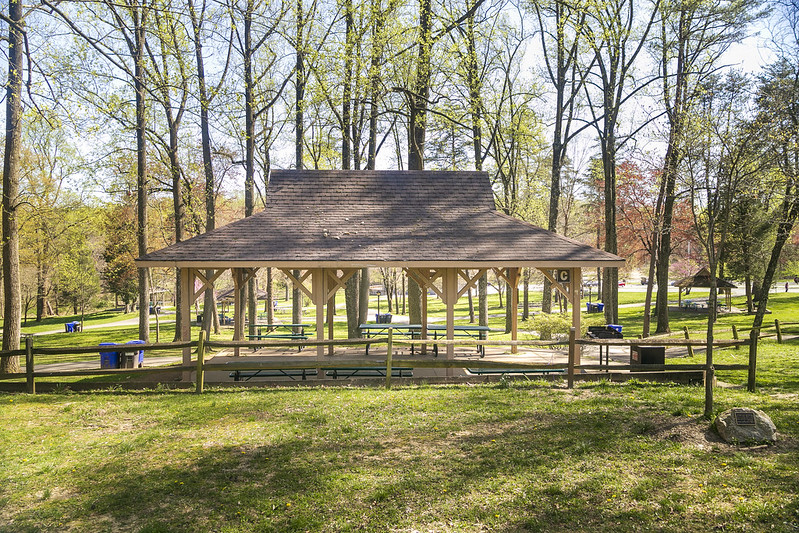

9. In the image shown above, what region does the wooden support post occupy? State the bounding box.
[313,269,326,359]
[444,268,458,361]
[567,327,576,389]
[571,267,582,365]
[421,288,428,355]
[196,330,206,394]
[327,292,335,356]
[25,337,34,395]
[509,268,519,354]
[732,324,739,349]
[775,319,782,343]
[180,268,195,379]
[232,269,245,357]
[748,328,758,393]
[386,328,393,390]
[684,326,694,357]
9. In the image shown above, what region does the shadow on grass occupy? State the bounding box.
[5,386,798,532]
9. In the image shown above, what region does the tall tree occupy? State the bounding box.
[146,0,190,340]
[1,0,25,372]
[532,0,592,314]
[652,0,763,335]
[188,0,231,335]
[750,17,799,332]
[582,0,660,324]
[47,0,154,342]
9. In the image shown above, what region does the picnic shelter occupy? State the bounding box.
[136,170,625,368]
[675,268,737,310]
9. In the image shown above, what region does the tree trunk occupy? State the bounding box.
[345,273,359,338]
[522,272,529,320]
[134,3,150,343]
[405,0,433,323]
[266,267,274,324]
[358,267,369,326]
[602,131,618,324]
[243,0,257,332]
[0,0,21,370]
[478,274,487,326]
[189,0,218,335]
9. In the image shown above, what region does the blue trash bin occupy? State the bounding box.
[597,303,605,312]
[65,322,74,333]
[124,340,145,368]
[99,343,119,369]
[608,324,622,334]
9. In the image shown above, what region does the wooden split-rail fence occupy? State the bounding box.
[3,321,790,397]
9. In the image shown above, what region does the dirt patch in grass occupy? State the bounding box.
[642,415,799,453]
[643,415,726,449]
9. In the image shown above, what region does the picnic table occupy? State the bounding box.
[428,324,490,357]
[249,323,314,336]
[359,324,422,355]
[359,324,490,356]
[247,323,315,351]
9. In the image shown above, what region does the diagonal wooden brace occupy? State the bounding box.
[326,269,358,301]
[280,269,314,301]
[457,268,488,299]
[192,268,226,303]
[404,268,444,299]
[538,268,574,304]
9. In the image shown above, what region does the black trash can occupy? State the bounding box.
[631,345,665,368]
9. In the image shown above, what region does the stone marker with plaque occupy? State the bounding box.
[715,408,777,444]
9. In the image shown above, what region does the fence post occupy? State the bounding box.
[732,324,739,349]
[25,337,34,395]
[704,361,715,419]
[567,327,576,389]
[748,328,758,393]
[385,328,393,391]
[196,330,206,394]
[775,319,782,344]
[684,326,694,357]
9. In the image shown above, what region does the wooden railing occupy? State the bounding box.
[0,326,762,403]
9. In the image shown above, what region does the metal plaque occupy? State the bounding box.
[557,269,571,283]
[734,410,756,426]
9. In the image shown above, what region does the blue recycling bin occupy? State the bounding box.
[99,343,119,369]
[597,303,605,312]
[65,322,74,333]
[608,324,622,334]
[124,340,145,368]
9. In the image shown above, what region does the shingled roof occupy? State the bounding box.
[136,170,624,268]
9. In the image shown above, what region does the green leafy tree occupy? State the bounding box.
[103,204,140,312]
[57,248,101,327]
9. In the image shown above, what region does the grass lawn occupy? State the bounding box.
[1,361,798,532]
[3,293,799,531]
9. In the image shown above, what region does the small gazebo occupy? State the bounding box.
[136,170,624,368]
[675,268,737,309]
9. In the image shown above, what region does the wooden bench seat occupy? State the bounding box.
[230,369,317,381]
[324,367,413,379]
[466,367,565,375]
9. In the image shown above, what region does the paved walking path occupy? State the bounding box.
[31,316,176,336]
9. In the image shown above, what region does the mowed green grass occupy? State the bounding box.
[3,294,799,531]
[1,368,798,533]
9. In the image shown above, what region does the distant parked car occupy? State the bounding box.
[618,281,626,287]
